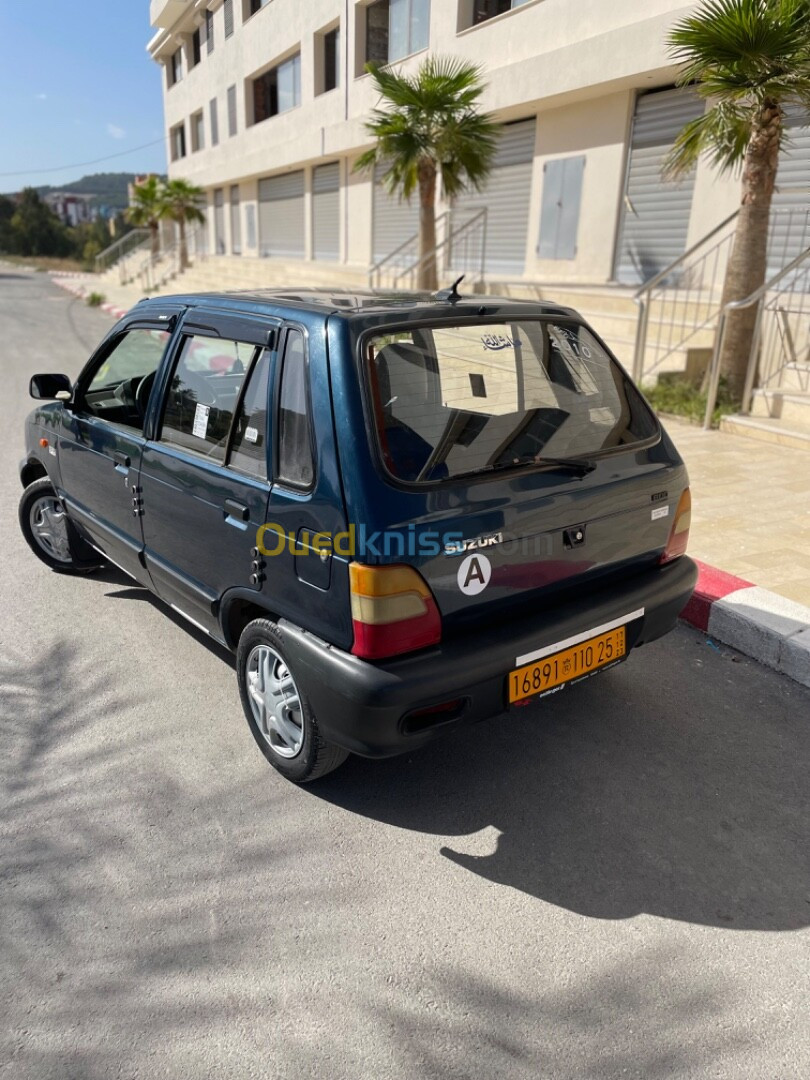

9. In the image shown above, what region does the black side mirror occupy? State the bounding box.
[30,374,73,401]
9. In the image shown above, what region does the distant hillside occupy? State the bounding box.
[32,172,164,211]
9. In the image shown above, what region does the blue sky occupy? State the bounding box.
[0,1,167,191]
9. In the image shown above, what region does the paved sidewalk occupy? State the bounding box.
[668,418,810,608]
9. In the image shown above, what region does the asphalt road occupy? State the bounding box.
[1,269,809,1080]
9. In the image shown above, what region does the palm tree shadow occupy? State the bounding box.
[312,627,810,931]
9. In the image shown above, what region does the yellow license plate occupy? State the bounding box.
[508,626,627,703]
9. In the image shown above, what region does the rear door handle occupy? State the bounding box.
[224,499,249,522]
[113,451,131,468]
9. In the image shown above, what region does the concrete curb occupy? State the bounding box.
[51,274,129,321]
[680,560,810,688]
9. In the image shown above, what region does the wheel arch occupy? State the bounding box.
[219,589,281,651]
[20,458,48,489]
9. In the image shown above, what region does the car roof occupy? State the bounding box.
[134,288,582,323]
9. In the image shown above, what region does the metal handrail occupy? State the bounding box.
[631,211,740,382]
[632,211,739,302]
[368,211,450,288]
[703,243,810,428]
[136,224,206,293]
[393,208,487,288]
[94,229,150,273]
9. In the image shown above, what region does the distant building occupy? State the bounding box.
[44,192,97,228]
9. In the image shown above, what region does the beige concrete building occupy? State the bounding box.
[147,0,809,293]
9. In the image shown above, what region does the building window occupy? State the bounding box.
[210,97,219,146]
[227,84,238,136]
[168,48,183,87]
[248,0,271,15]
[206,9,214,53]
[191,28,202,67]
[323,27,340,93]
[365,0,429,65]
[191,110,205,152]
[224,0,234,37]
[469,0,531,27]
[170,123,187,162]
[252,53,301,124]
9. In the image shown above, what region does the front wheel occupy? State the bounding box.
[236,618,349,783]
[18,478,103,574]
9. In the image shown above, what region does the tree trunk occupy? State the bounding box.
[717,100,782,402]
[417,162,438,292]
[178,217,188,271]
[150,221,160,261]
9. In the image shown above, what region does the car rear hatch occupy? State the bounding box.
[352,313,689,634]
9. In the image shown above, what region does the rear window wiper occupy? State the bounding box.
[532,454,596,476]
[463,455,596,480]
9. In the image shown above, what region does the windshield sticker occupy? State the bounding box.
[457,553,492,596]
[651,505,670,521]
[481,334,518,351]
[192,403,211,440]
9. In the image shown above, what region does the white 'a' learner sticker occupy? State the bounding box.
[457,553,492,596]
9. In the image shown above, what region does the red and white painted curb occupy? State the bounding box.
[51,274,130,321]
[680,561,810,688]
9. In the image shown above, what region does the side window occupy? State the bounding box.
[229,349,272,480]
[160,335,252,461]
[82,329,170,430]
[277,329,314,488]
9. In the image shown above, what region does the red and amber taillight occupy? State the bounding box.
[349,563,441,660]
[660,488,691,564]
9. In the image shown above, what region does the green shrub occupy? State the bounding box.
[644,376,737,428]
[86,291,106,308]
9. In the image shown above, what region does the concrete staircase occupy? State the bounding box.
[486,280,716,377]
[143,254,370,295]
[722,363,810,450]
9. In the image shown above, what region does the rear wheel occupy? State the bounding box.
[236,618,349,783]
[19,478,103,574]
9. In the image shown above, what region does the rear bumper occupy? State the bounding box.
[280,556,698,758]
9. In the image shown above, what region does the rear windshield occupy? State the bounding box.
[365,320,658,483]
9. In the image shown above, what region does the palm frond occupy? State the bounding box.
[664,103,755,176]
[354,53,496,201]
[665,0,810,176]
[669,0,810,101]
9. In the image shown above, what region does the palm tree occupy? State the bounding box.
[125,175,164,261]
[160,178,206,271]
[665,0,810,401]
[355,56,498,291]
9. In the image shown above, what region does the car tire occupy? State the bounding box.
[19,478,104,574]
[237,618,349,783]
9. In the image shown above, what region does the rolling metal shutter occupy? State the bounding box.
[312,162,340,262]
[258,171,305,259]
[769,106,810,275]
[451,118,536,277]
[372,162,420,264]
[214,189,225,255]
[614,87,705,284]
[230,185,241,255]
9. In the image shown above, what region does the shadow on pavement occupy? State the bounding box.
[312,627,810,932]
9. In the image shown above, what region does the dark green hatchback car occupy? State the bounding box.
[19,288,696,783]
